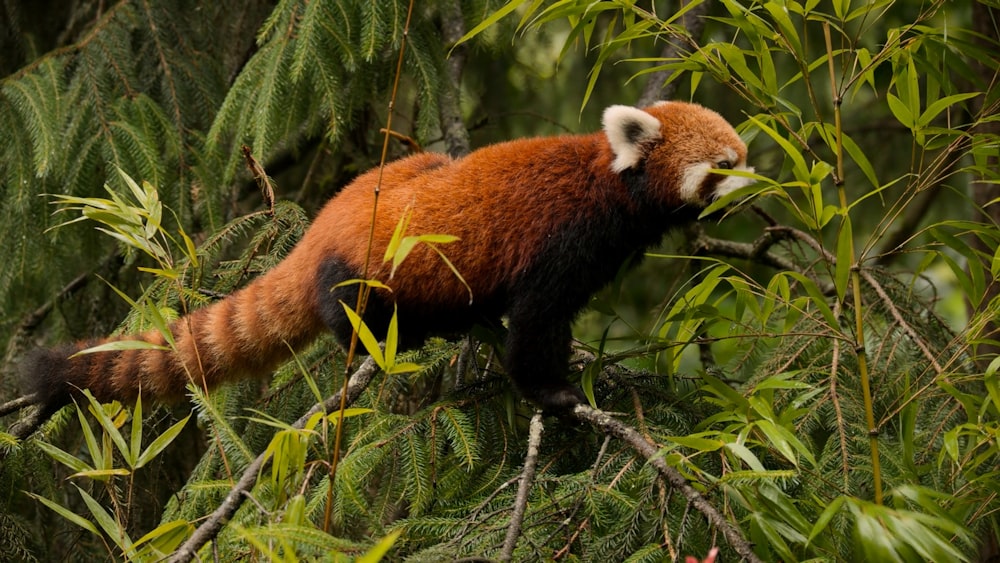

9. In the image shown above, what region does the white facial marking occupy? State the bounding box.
[603,105,662,173]
[680,162,711,203]
[681,161,755,205]
[713,164,755,201]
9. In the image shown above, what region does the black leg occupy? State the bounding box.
[503,310,585,412]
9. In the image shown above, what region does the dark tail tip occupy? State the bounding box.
[19,345,77,420]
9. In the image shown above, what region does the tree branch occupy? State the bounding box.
[687,223,837,295]
[168,356,379,563]
[500,411,544,561]
[572,404,762,563]
[438,0,472,158]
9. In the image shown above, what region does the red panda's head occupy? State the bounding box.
[602,102,753,207]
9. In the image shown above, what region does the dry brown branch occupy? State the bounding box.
[572,404,763,563]
[500,411,545,561]
[688,224,836,295]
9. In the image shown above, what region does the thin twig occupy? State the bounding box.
[859,269,944,373]
[7,404,47,442]
[688,224,836,295]
[0,395,39,418]
[571,404,763,563]
[500,411,545,561]
[168,357,379,563]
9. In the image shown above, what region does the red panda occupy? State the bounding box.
[20,101,753,420]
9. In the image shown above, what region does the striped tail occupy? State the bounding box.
[21,253,326,415]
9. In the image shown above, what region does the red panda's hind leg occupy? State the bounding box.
[503,314,586,412]
[315,257,429,351]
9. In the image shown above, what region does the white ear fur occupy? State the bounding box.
[603,105,662,173]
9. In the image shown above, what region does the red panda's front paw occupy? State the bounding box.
[530,385,587,413]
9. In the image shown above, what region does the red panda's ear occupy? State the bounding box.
[603,105,662,173]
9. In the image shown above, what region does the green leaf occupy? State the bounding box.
[833,0,851,20]
[917,92,980,128]
[425,242,473,305]
[724,442,766,472]
[763,2,803,58]
[667,434,725,452]
[332,278,393,292]
[74,397,106,473]
[70,468,131,480]
[807,495,846,546]
[340,302,385,368]
[384,206,414,267]
[130,394,143,467]
[71,339,170,356]
[886,93,915,129]
[131,520,193,556]
[454,0,530,46]
[135,413,191,468]
[384,305,400,369]
[785,271,838,329]
[747,115,808,182]
[754,418,815,468]
[700,371,749,411]
[357,530,400,563]
[35,440,93,474]
[76,484,132,550]
[983,358,1000,415]
[25,492,100,536]
[82,390,132,467]
[323,408,375,427]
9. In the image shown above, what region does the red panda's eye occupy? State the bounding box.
[717,160,733,170]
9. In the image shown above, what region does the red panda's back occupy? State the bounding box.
[313,135,617,308]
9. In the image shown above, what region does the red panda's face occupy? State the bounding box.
[603,102,754,207]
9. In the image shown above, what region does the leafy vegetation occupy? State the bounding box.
[1,0,999,561]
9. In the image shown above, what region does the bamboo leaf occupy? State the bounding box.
[135,413,191,469]
[835,215,853,302]
[455,0,530,46]
[130,393,143,464]
[76,484,132,551]
[357,531,401,563]
[34,440,94,475]
[806,495,846,546]
[131,520,193,556]
[25,492,100,537]
[886,93,915,130]
[81,390,132,466]
[340,302,385,368]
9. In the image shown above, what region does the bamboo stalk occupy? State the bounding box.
[824,22,882,504]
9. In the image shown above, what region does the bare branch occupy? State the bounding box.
[6,401,47,442]
[571,404,763,563]
[0,395,38,418]
[688,224,836,295]
[500,411,544,561]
